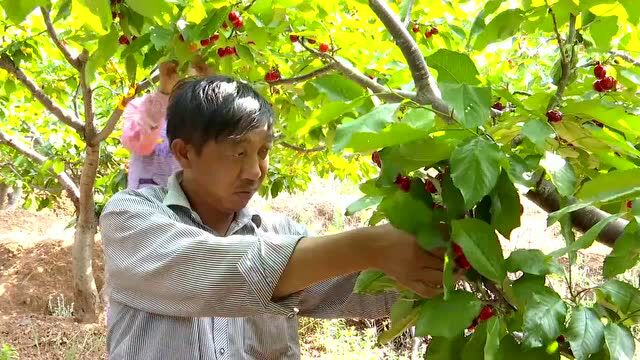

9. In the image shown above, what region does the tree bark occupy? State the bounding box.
[0,182,8,209]
[72,144,100,322]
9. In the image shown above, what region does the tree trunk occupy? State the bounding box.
[0,182,8,209]
[72,144,100,323]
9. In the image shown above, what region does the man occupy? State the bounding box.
[100,75,444,359]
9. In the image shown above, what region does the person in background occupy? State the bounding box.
[120,59,211,189]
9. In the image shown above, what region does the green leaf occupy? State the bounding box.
[345,195,382,216]
[354,270,396,294]
[566,306,605,359]
[85,30,119,85]
[603,222,640,278]
[540,151,577,197]
[71,0,111,34]
[596,280,640,325]
[497,335,560,360]
[441,172,466,220]
[473,9,525,50]
[126,0,173,24]
[490,170,521,238]
[590,16,618,49]
[312,73,365,102]
[426,49,480,85]
[125,55,137,83]
[333,103,400,151]
[52,161,65,174]
[619,0,640,24]
[149,27,174,50]
[577,168,640,204]
[451,137,502,208]
[451,218,507,283]
[440,83,491,129]
[379,190,433,235]
[378,300,420,344]
[522,288,567,348]
[521,120,554,150]
[551,214,620,257]
[468,0,503,44]
[415,290,483,338]
[401,107,436,132]
[563,100,640,137]
[236,44,254,63]
[427,336,465,360]
[604,323,635,360]
[0,0,48,24]
[485,317,506,360]
[506,249,558,276]
[462,322,488,360]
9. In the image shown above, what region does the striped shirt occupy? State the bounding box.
[99,172,396,359]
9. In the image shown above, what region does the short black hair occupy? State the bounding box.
[166,75,274,152]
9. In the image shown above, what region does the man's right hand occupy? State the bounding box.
[159,61,179,95]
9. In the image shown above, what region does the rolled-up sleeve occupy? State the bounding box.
[99,191,303,318]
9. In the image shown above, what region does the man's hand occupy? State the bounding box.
[366,224,445,298]
[159,61,179,95]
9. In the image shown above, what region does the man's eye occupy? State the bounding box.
[234,151,245,157]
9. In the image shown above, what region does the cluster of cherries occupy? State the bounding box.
[592,63,617,93]
[411,24,439,39]
[289,34,330,53]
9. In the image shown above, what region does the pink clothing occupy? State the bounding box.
[120,92,181,189]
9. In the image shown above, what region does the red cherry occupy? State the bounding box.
[209,34,220,42]
[425,31,433,38]
[452,243,464,257]
[626,200,633,209]
[546,110,563,123]
[319,43,330,53]
[217,47,226,57]
[307,38,317,44]
[200,38,211,47]
[594,64,606,79]
[394,175,411,192]
[371,151,382,168]
[290,34,299,42]
[593,80,605,93]
[455,255,471,270]
[425,179,437,193]
[412,25,420,33]
[430,27,439,35]
[478,305,494,321]
[265,69,281,83]
[233,19,244,29]
[557,335,566,343]
[228,11,240,22]
[227,46,237,56]
[601,76,615,91]
[118,35,130,45]
[491,102,505,111]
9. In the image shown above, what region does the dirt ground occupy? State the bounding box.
[0,184,619,359]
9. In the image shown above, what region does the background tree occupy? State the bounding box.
[1,0,640,358]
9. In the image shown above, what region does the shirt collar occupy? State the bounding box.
[162,171,262,229]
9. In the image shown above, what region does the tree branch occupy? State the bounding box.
[547,12,577,110]
[92,74,160,144]
[41,6,80,69]
[609,50,640,67]
[270,64,336,85]
[279,141,327,153]
[0,130,80,209]
[368,0,443,108]
[0,54,85,134]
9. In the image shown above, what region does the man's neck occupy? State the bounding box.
[180,177,235,235]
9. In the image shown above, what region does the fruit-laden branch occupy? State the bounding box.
[525,178,628,247]
[298,40,417,103]
[0,54,85,134]
[269,64,336,85]
[610,50,640,67]
[41,6,81,69]
[92,74,160,144]
[368,0,453,121]
[547,11,577,110]
[0,130,80,208]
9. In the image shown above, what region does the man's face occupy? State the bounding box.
[184,125,272,212]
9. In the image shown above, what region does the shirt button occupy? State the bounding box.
[219,348,225,355]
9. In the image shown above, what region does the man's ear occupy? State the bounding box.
[170,139,193,169]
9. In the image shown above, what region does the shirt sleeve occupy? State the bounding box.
[120,93,167,156]
[99,190,303,318]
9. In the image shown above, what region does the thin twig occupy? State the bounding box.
[547,11,577,110]
[401,0,415,27]
[269,64,335,85]
[609,50,640,67]
[279,141,326,153]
